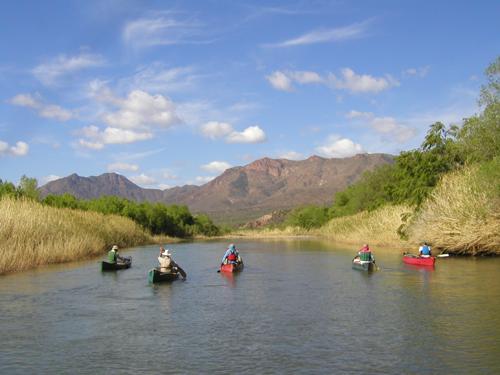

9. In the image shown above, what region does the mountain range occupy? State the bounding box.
[39,153,394,224]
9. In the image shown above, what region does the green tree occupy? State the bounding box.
[17,175,40,200]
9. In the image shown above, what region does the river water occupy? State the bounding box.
[1,239,499,374]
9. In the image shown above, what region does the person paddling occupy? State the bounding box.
[107,245,126,264]
[221,243,241,265]
[158,247,186,279]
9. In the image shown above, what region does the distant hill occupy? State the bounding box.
[39,153,394,224]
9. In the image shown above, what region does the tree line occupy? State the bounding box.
[0,179,221,238]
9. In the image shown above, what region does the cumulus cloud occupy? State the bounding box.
[103,90,180,130]
[0,140,29,157]
[266,21,369,47]
[201,121,234,139]
[78,125,153,149]
[123,13,209,48]
[201,122,267,144]
[346,111,416,143]
[226,125,267,144]
[107,162,139,172]
[10,93,74,121]
[33,52,105,85]
[129,173,157,186]
[279,151,304,160]
[266,71,293,91]
[328,68,399,93]
[316,135,364,158]
[201,161,232,174]
[267,68,398,94]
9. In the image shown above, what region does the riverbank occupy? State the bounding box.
[227,170,499,256]
[0,198,179,275]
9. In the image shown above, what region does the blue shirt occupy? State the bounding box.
[419,245,431,255]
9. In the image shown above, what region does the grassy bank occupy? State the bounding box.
[0,197,153,275]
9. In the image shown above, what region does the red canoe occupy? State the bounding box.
[220,262,244,273]
[403,254,436,266]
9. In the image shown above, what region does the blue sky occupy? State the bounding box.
[1,0,498,188]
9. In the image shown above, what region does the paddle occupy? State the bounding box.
[437,254,449,258]
[176,265,187,280]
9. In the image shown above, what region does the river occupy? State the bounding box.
[1,239,499,374]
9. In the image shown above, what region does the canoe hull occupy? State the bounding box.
[148,268,179,283]
[403,255,435,266]
[352,260,374,272]
[101,259,131,271]
[220,262,244,273]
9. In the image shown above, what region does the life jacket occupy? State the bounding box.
[227,253,237,261]
[107,250,117,263]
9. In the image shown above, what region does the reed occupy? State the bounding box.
[408,165,500,255]
[318,204,413,247]
[0,197,151,274]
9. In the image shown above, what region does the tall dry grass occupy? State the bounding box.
[408,166,500,255]
[0,197,152,274]
[318,204,413,247]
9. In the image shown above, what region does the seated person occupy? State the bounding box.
[107,245,125,263]
[158,247,173,272]
[418,242,432,257]
[221,243,240,265]
[358,244,374,262]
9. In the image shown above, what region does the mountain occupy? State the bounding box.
[39,153,394,224]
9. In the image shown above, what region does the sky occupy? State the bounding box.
[0,0,498,189]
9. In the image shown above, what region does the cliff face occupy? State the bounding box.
[39,153,394,223]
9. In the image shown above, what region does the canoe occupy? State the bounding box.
[148,268,179,283]
[403,254,436,266]
[101,257,131,271]
[220,262,244,273]
[352,258,374,272]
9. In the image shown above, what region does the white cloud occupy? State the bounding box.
[33,52,105,85]
[267,68,398,94]
[0,140,29,157]
[316,135,364,158]
[78,125,153,149]
[201,121,234,139]
[107,162,139,172]
[162,171,178,180]
[123,13,208,48]
[10,93,74,121]
[10,93,40,108]
[38,105,73,121]
[346,111,416,143]
[289,70,323,84]
[266,21,369,47]
[328,68,399,93]
[40,175,61,184]
[266,71,293,91]
[279,151,304,160]
[226,125,267,144]
[195,176,215,184]
[129,173,157,186]
[103,90,180,130]
[201,161,232,173]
